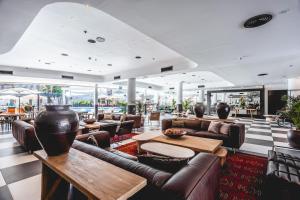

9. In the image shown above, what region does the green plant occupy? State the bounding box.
[171,99,176,110]
[182,99,192,112]
[239,96,246,108]
[136,101,144,115]
[282,95,300,129]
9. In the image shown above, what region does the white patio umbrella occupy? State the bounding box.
[0,88,40,113]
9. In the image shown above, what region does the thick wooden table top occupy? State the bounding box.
[34,148,146,200]
[151,135,223,153]
[141,142,195,159]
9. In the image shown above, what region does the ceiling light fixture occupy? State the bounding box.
[45,62,51,65]
[244,14,272,28]
[107,64,112,66]
[83,30,87,34]
[135,56,142,59]
[289,65,293,67]
[88,39,96,43]
[96,37,105,42]
[257,73,268,76]
[61,53,69,56]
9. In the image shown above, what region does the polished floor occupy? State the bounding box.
[0,117,292,200]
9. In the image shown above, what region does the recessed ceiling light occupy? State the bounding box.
[244,14,272,28]
[96,37,105,42]
[61,53,68,56]
[88,57,91,60]
[152,58,156,60]
[201,78,205,81]
[107,64,112,66]
[135,56,142,59]
[87,69,92,72]
[257,73,268,76]
[45,62,51,65]
[192,74,196,77]
[88,39,96,43]
[83,30,87,34]
[182,73,186,74]
[289,65,293,67]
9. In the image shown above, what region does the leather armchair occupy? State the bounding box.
[12,120,41,152]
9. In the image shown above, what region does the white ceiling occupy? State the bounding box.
[0,2,196,77]
[0,0,300,88]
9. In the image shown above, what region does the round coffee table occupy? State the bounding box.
[132,133,159,154]
[141,142,195,159]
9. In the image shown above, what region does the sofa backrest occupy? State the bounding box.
[72,140,172,188]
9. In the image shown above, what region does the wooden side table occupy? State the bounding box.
[215,147,228,166]
[34,148,146,200]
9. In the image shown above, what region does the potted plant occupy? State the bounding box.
[284,95,300,148]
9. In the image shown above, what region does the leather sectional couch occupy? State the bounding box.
[71,131,221,200]
[97,113,144,129]
[162,118,245,149]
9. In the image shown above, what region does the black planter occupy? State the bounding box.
[287,129,300,149]
[194,103,205,118]
[34,105,79,156]
[216,102,230,119]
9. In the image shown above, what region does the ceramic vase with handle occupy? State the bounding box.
[194,102,205,118]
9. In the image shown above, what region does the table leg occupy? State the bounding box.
[41,164,69,200]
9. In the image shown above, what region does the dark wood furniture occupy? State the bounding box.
[34,148,146,200]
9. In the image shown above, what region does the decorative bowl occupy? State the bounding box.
[163,128,187,139]
[84,118,96,124]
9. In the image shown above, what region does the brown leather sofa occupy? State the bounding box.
[71,134,221,200]
[12,120,41,153]
[97,113,143,129]
[162,118,245,149]
[264,150,300,200]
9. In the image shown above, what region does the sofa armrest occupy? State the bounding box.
[75,131,110,148]
[229,123,245,149]
[161,119,173,131]
[161,153,220,200]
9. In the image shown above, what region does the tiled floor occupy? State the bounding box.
[0,118,293,199]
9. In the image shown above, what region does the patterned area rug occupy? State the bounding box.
[116,142,267,200]
[110,133,137,143]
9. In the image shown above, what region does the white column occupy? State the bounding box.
[288,77,300,96]
[127,78,136,114]
[177,81,183,112]
[199,90,205,103]
[94,84,98,117]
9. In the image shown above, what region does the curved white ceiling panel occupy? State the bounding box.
[0,2,196,77]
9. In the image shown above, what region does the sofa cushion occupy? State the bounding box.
[172,120,185,128]
[220,123,231,135]
[104,114,113,120]
[208,121,222,134]
[137,154,188,173]
[189,131,228,140]
[184,120,201,130]
[165,128,196,134]
[200,120,211,131]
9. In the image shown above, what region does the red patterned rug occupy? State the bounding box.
[116,142,267,200]
[110,133,137,144]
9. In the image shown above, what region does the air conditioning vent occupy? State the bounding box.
[61,75,74,79]
[244,14,272,28]
[0,70,13,75]
[114,75,121,80]
[198,85,205,88]
[169,87,175,90]
[148,86,152,89]
[161,66,173,73]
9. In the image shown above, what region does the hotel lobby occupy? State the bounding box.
[1,0,300,200]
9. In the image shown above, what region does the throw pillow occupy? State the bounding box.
[220,123,231,135]
[208,121,222,134]
[104,114,113,120]
[172,120,185,128]
[137,154,188,173]
[184,119,201,130]
[200,120,211,130]
[86,135,99,147]
[120,114,127,122]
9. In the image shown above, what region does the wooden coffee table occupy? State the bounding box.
[151,135,228,165]
[132,133,160,154]
[141,142,195,159]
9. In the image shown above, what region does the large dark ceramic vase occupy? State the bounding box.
[216,102,230,119]
[194,103,205,118]
[34,105,79,156]
[287,129,300,149]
